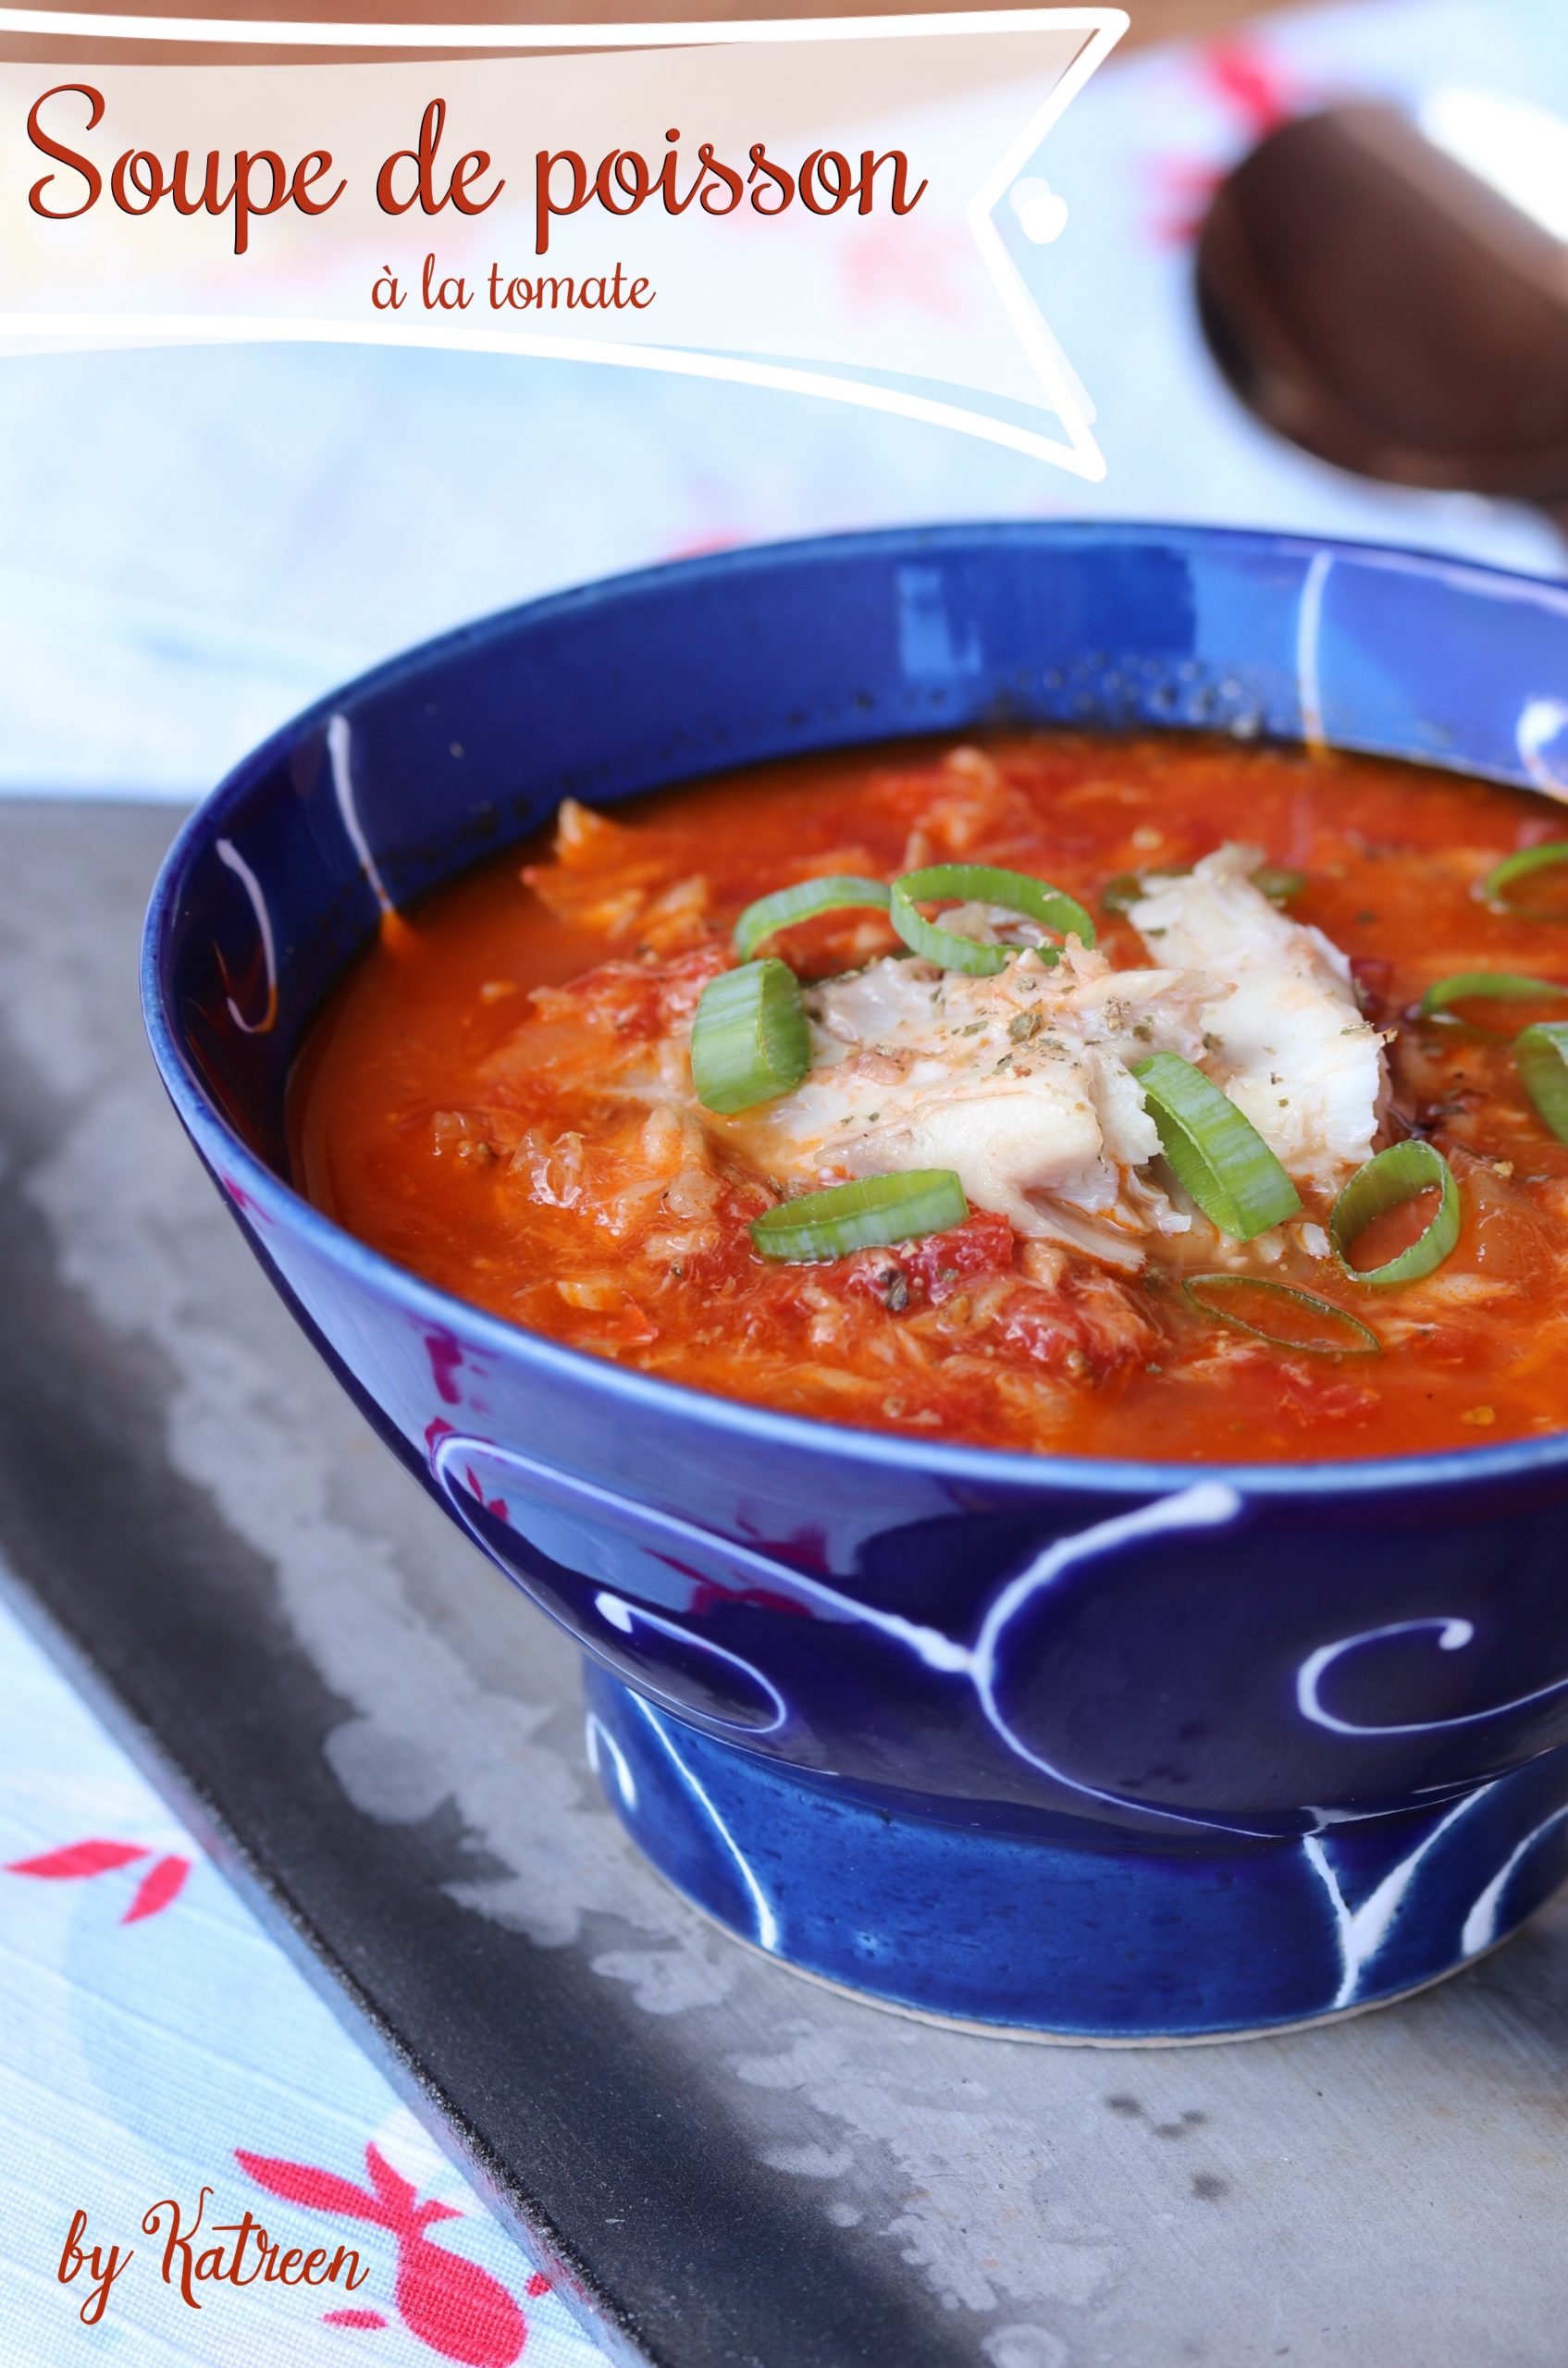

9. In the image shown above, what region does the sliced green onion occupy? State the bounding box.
[1180,1273,1381,1357]
[1130,1052,1302,1240]
[1330,1141,1461,1287]
[1250,863,1308,904]
[733,875,891,960]
[750,1170,969,1262]
[1477,840,1568,918]
[1515,1020,1568,1142]
[1417,971,1568,1036]
[1102,867,1186,916]
[689,959,809,1115]
[890,863,1095,976]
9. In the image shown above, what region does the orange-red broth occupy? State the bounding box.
[290,734,1568,1462]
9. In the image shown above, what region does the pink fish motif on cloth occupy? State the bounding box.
[236,2141,527,2365]
[6,1838,191,1922]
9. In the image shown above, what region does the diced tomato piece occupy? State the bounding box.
[997,1267,1157,1380]
[655,944,731,1029]
[896,1210,1017,1300]
[835,1209,1015,1311]
[552,944,729,1041]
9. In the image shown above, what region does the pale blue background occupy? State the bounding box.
[2,0,1565,799]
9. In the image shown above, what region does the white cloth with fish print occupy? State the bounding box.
[0,1592,611,2368]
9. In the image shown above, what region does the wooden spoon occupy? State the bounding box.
[1195,102,1568,524]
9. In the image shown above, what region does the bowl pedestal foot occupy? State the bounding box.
[585,1667,1568,2042]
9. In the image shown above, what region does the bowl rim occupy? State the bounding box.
[142,516,1568,1505]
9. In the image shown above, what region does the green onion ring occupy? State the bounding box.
[1477,840,1568,918]
[750,1170,969,1262]
[1102,867,1187,916]
[1515,1020,1568,1142]
[1130,1052,1302,1240]
[689,959,809,1115]
[1329,1141,1462,1287]
[733,875,892,960]
[1250,863,1308,904]
[1180,1273,1381,1357]
[1416,971,1568,1037]
[890,863,1095,976]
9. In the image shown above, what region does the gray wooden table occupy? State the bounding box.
[2,796,1564,2368]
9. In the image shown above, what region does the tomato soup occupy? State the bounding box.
[290,733,1568,1462]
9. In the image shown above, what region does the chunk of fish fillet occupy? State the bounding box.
[1130,845,1388,1188]
[730,943,1215,1257]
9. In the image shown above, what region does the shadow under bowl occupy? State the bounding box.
[143,522,1568,2041]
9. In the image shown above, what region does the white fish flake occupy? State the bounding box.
[1130,845,1389,1189]
[731,942,1214,1264]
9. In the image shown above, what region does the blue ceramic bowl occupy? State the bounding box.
[143,524,1568,2041]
